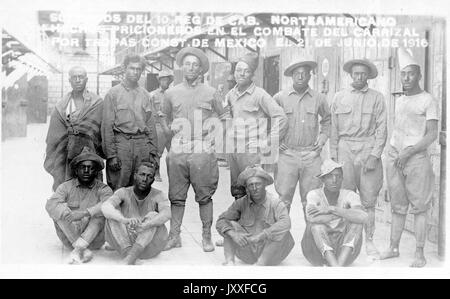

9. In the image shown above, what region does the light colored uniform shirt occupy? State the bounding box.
[46,178,113,220]
[216,191,291,242]
[274,86,331,150]
[306,188,362,232]
[162,81,225,150]
[390,91,439,151]
[102,81,157,159]
[330,85,387,159]
[106,186,171,224]
[226,82,288,150]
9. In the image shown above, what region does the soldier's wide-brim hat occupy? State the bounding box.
[237,165,274,186]
[316,159,344,178]
[70,147,104,170]
[284,60,317,76]
[343,59,378,79]
[175,47,209,74]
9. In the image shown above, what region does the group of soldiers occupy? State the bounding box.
[43,46,438,267]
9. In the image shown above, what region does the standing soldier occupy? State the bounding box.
[273,60,331,218]
[161,47,226,252]
[102,54,159,191]
[149,70,174,181]
[330,59,387,258]
[227,52,288,200]
[44,66,104,191]
[380,48,439,267]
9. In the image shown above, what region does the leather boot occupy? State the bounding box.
[199,201,214,252]
[163,205,185,251]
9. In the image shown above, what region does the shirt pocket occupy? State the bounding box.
[115,103,134,127]
[241,103,259,117]
[334,104,352,130]
[361,104,375,130]
[305,104,318,129]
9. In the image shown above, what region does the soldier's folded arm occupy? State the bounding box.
[45,183,71,220]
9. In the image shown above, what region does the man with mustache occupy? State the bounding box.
[330,59,387,258]
[301,159,368,266]
[216,165,294,266]
[102,54,159,191]
[44,66,104,191]
[46,147,113,264]
[160,47,226,252]
[273,60,331,219]
[102,160,171,265]
[380,48,439,268]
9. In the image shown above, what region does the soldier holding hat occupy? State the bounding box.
[330,58,387,257]
[45,147,113,264]
[226,52,288,200]
[161,47,226,252]
[216,165,294,266]
[301,159,368,267]
[273,59,331,218]
[149,69,174,181]
[380,48,439,268]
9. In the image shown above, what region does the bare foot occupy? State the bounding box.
[379,248,400,260]
[222,260,236,266]
[410,252,427,268]
[104,243,115,251]
[68,248,83,265]
[82,249,93,263]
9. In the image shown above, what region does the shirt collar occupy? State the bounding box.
[233,82,256,97]
[121,80,139,91]
[288,86,312,98]
[182,76,202,88]
[351,85,369,93]
[75,179,97,189]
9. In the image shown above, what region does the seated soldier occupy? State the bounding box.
[45,147,113,264]
[101,160,171,265]
[216,165,295,266]
[301,159,368,267]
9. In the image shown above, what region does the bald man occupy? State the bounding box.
[45,66,105,191]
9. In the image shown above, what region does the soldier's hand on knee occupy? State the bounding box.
[247,232,266,244]
[229,231,250,247]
